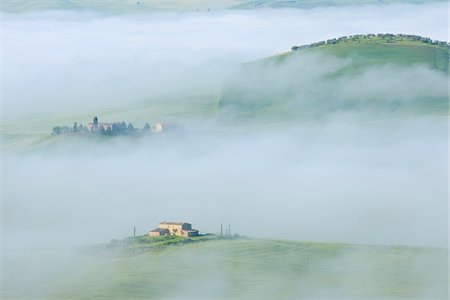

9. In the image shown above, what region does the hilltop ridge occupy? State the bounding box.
[292,33,449,52]
[219,33,449,123]
[263,33,449,72]
[1,0,446,13]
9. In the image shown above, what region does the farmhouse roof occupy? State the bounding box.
[159,221,190,225]
[150,228,170,233]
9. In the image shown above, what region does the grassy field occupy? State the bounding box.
[0,0,241,13]
[219,35,449,123]
[2,237,447,299]
[284,35,449,72]
[1,35,448,152]
[232,0,446,9]
[0,92,220,152]
[1,0,444,13]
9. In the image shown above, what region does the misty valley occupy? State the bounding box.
[1,1,449,299]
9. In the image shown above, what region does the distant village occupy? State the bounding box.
[52,116,178,136]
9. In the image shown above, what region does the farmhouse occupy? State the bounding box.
[149,221,199,237]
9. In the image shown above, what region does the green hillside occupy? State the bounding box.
[0,92,220,152]
[1,34,449,151]
[0,0,241,13]
[0,0,444,13]
[2,238,447,299]
[219,34,449,123]
[289,34,448,72]
[232,0,447,9]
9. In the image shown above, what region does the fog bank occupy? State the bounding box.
[1,3,448,299]
[2,116,448,249]
[1,2,448,119]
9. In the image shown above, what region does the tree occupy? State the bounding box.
[112,123,121,134]
[127,123,135,131]
[61,126,70,134]
[72,122,78,132]
[52,126,61,135]
[143,123,151,131]
[93,116,98,131]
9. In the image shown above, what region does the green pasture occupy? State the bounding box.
[1,0,444,13]
[219,35,449,123]
[2,238,447,299]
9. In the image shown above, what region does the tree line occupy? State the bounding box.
[291,33,449,51]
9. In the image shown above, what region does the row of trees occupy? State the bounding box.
[291,33,449,51]
[52,121,152,136]
[99,122,151,136]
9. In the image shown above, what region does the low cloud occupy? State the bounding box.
[0,2,448,119]
[2,116,448,248]
[1,3,448,299]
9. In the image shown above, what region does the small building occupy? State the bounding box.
[152,122,163,132]
[85,116,117,131]
[149,228,170,237]
[149,221,199,237]
[86,122,114,131]
[152,122,180,133]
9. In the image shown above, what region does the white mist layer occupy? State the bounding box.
[1,4,448,299]
[1,2,448,119]
[2,118,447,248]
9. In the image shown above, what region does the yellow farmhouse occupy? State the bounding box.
[149,221,199,237]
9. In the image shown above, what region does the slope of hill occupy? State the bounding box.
[0,0,445,13]
[0,92,219,152]
[219,34,449,123]
[0,0,240,13]
[232,0,447,9]
[290,34,448,72]
[2,238,447,299]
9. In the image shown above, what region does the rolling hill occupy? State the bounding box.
[1,34,448,151]
[2,237,447,299]
[290,34,448,72]
[0,0,445,13]
[232,0,447,9]
[219,34,449,123]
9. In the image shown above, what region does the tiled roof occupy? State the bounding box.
[150,228,170,233]
[159,221,189,225]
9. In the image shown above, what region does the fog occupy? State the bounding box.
[1,0,448,247]
[1,2,448,119]
[1,2,449,299]
[219,52,448,123]
[2,117,447,247]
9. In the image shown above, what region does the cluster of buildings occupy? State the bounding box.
[52,116,170,136]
